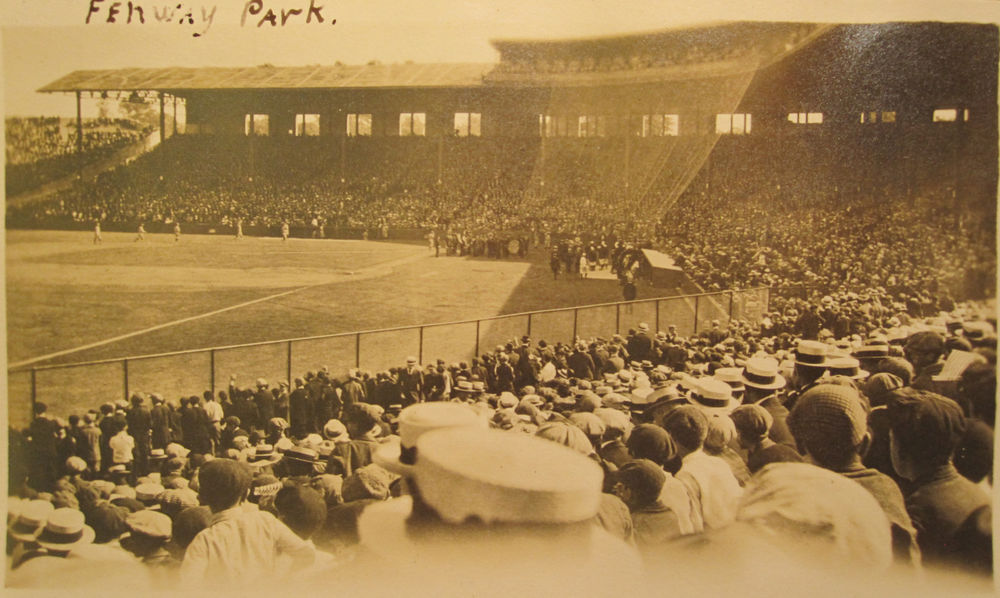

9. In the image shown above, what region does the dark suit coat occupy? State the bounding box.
[288,388,313,435]
[397,367,425,404]
[254,389,276,426]
[906,464,991,569]
[567,351,595,380]
[627,332,654,363]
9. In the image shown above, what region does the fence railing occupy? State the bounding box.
[7,287,769,427]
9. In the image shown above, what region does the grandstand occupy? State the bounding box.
[12,23,995,235]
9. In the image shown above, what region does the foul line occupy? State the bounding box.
[9,286,312,369]
[10,250,430,370]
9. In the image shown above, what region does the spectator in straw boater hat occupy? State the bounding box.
[281,447,322,482]
[353,428,639,595]
[34,508,96,555]
[246,443,282,473]
[827,355,870,383]
[8,499,54,561]
[686,377,739,416]
[713,367,745,403]
[853,338,890,374]
[786,340,830,411]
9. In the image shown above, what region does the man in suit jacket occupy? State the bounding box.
[397,357,425,406]
[627,323,654,363]
[288,378,313,438]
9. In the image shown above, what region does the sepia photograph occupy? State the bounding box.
[2,0,998,594]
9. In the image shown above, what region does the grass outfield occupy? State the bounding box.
[7,230,727,426]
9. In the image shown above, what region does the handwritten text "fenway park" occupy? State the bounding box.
[84,0,335,37]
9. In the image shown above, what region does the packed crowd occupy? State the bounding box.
[663,181,996,301]
[5,117,152,197]
[8,288,995,590]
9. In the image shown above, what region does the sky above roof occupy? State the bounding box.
[2,0,997,116]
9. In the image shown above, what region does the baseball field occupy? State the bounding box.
[5,230,742,426]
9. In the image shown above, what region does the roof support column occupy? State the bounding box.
[159,92,166,143]
[339,134,346,182]
[437,136,444,184]
[75,91,83,154]
[173,96,178,136]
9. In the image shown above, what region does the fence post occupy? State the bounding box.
[615,303,621,334]
[123,359,130,401]
[30,368,38,418]
[475,320,481,358]
[355,333,361,368]
[693,296,700,335]
[729,291,735,324]
[572,309,579,341]
[527,313,532,338]
[655,300,660,332]
[287,341,293,386]
[210,349,216,396]
[418,327,424,364]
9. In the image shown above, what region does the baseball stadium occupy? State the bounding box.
[4,20,998,593]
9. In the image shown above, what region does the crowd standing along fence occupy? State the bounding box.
[7,288,769,428]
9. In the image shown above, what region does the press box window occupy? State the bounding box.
[244,114,270,136]
[716,113,751,135]
[454,113,481,137]
[346,114,372,137]
[539,114,570,137]
[644,114,679,136]
[787,112,823,124]
[932,108,969,122]
[399,113,426,136]
[294,114,320,136]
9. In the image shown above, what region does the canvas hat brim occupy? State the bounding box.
[372,437,414,476]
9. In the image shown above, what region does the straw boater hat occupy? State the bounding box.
[794,340,830,368]
[686,377,740,415]
[282,447,321,466]
[741,356,787,391]
[247,444,282,468]
[35,508,96,552]
[374,402,486,475]
[8,500,54,543]
[714,367,746,395]
[853,339,890,362]
[827,356,870,381]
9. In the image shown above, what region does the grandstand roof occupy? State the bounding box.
[38,62,495,93]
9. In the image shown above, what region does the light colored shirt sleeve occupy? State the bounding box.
[267,512,316,570]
